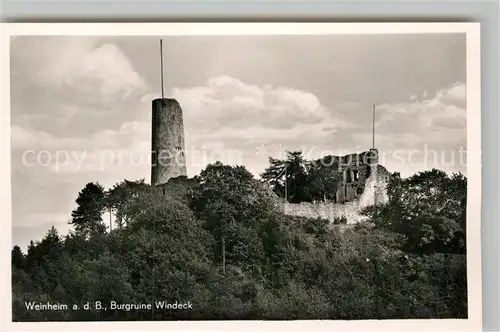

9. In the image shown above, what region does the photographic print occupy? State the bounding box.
[3,23,481,330]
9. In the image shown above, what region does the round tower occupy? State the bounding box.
[151,98,187,187]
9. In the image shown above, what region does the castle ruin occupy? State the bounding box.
[150,97,390,225]
[280,149,390,224]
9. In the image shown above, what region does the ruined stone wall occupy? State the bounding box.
[280,150,390,224]
[151,98,187,187]
[358,163,389,208]
[281,200,367,224]
[374,165,390,205]
[333,149,379,203]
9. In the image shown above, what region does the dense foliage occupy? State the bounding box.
[12,163,467,321]
[261,151,343,203]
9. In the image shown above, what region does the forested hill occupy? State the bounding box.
[12,161,468,321]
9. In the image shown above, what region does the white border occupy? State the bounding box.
[0,23,482,332]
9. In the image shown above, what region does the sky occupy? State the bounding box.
[10,34,467,250]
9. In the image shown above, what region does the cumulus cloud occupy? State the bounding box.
[436,82,466,108]
[168,75,353,150]
[10,37,153,143]
[345,82,467,177]
[11,120,153,183]
[35,39,148,104]
[11,120,149,152]
[174,76,348,127]
[371,82,466,147]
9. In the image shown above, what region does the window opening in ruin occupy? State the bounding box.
[346,170,352,183]
[353,170,359,181]
[162,188,165,195]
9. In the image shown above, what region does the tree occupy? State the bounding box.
[38,226,63,260]
[261,157,286,197]
[284,151,308,203]
[70,182,106,237]
[190,162,277,235]
[305,160,342,202]
[364,169,467,254]
[24,227,63,272]
[106,179,150,229]
[189,162,278,276]
[261,151,308,203]
[11,245,25,271]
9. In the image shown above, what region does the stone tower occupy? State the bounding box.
[151,98,187,187]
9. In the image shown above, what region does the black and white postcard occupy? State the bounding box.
[1,23,482,332]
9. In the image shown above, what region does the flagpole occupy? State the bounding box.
[160,39,164,100]
[372,104,375,149]
[284,165,287,202]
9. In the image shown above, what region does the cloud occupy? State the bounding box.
[168,75,353,149]
[11,119,152,180]
[371,82,466,147]
[11,120,148,152]
[346,82,467,177]
[435,82,466,108]
[173,76,349,128]
[11,38,148,131]
[35,40,148,104]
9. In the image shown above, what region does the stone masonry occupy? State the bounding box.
[151,98,187,187]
